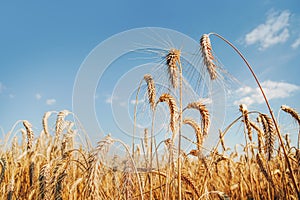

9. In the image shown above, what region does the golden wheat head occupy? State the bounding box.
[165,48,181,88]
[144,74,156,110]
[200,34,217,80]
[186,102,210,136]
[157,93,178,139]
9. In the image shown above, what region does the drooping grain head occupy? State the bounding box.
[165,48,181,88]
[281,105,300,125]
[186,102,210,136]
[96,134,114,162]
[158,93,178,139]
[200,34,217,80]
[183,118,203,150]
[144,74,156,110]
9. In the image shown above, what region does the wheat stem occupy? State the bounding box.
[208,32,299,197]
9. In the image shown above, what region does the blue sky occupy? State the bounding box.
[1,1,300,149]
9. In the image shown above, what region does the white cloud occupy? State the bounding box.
[105,95,114,104]
[35,93,42,100]
[245,10,290,50]
[9,94,15,99]
[46,99,56,105]
[234,80,300,106]
[291,37,300,49]
[0,82,6,93]
[130,99,144,105]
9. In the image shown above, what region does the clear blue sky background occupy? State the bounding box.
[1,1,300,148]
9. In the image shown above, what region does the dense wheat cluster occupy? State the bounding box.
[1,33,299,199]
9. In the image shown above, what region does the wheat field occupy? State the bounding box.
[0,33,299,200]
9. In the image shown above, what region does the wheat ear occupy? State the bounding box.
[144,74,156,110]
[165,48,181,88]
[281,105,300,125]
[206,32,299,196]
[55,110,69,140]
[23,120,34,151]
[239,104,253,141]
[186,102,210,136]
[42,111,52,137]
[39,164,51,200]
[183,118,203,150]
[200,34,217,80]
[0,158,6,184]
[259,114,275,161]
[157,93,178,140]
[281,105,300,149]
[7,178,14,200]
[256,153,275,188]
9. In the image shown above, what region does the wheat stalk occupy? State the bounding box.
[164,138,177,165]
[165,49,181,88]
[206,32,299,196]
[219,130,226,152]
[249,120,264,154]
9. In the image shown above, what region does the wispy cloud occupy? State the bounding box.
[245,10,290,50]
[291,37,300,49]
[0,82,6,93]
[130,99,145,105]
[35,93,42,100]
[46,99,56,105]
[105,95,116,104]
[234,80,300,106]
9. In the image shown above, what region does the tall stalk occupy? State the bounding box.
[209,32,300,198]
[177,60,183,200]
